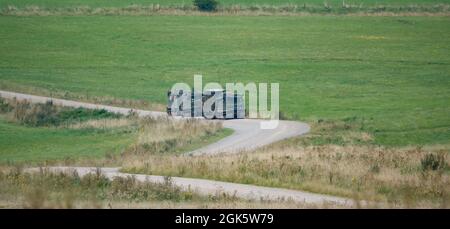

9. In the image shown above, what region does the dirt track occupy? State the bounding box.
[26,167,352,206]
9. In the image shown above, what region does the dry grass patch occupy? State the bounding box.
[123,143,449,208]
[0,167,230,208]
[122,117,224,157]
[0,98,123,127]
[136,118,221,145]
[67,118,135,130]
[0,166,353,209]
[1,4,450,16]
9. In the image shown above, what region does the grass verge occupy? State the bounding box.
[122,142,450,208]
[1,3,450,16]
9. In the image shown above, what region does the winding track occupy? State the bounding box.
[0,90,352,206]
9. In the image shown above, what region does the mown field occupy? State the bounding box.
[1,16,449,146]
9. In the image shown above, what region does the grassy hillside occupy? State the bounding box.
[0,16,449,146]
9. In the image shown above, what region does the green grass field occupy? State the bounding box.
[0,15,449,146]
[0,117,134,163]
[0,1,449,208]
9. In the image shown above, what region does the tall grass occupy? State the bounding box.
[0,167,336,208]
[0,97,12,113]
[0,98,122,127]
[0,168,204,208]
[123,117,223,156]
[294,117,375,146]
[123,143,449,208]
[1,3,449,16]
[0,82,165,112]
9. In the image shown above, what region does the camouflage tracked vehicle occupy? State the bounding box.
[167,89,244,119]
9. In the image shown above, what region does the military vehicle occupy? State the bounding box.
[167,89,244,119]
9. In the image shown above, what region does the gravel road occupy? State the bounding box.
[25,167,351,206]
